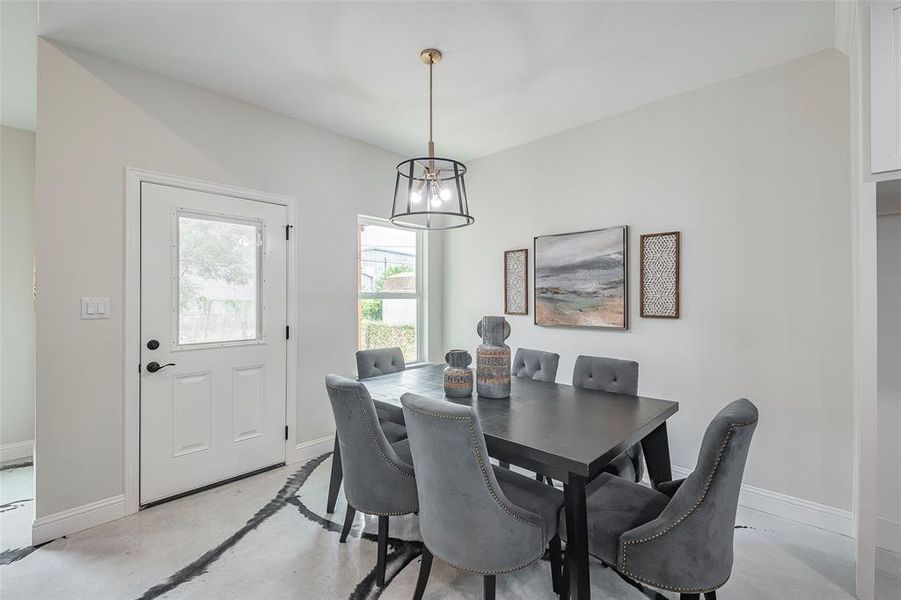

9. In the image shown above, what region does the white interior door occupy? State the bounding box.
[140,182,288,505]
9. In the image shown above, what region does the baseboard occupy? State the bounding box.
[0,439,34,463]
[32,495,126,546]
[290,434,334,464]
[671,466,853,537]
[876,516,901,553]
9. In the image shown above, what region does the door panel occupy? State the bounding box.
[140,182,287,505]
[232,365,265,442]
[172,372,212,457]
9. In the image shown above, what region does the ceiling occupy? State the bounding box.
[21,1,838,159]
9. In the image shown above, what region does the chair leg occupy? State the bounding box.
[535,472,544,481]
[704,592,717,600]
[339,505,355,543]
[546,476,555,486]
[413,547,433,600]
[326,435,342,513]
[376,516,389,587]
[680,594,700,600]
[548,535,563,594]
[483,575,496,600]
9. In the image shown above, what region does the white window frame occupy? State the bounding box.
[357,215,426,364]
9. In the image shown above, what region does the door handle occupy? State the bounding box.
[146,361,175,373]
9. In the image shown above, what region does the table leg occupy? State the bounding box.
[326,434,342,513]
[564,474,590,600]
[641,422,672,489]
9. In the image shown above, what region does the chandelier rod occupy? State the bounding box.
[428,54,434,159]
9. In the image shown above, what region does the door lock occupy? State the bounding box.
[146,361,175,373]
[146,339,160,350]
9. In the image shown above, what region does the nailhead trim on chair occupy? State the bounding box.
[402,404,550,575]
[345,501,417,518]
[428,545,547,576]
[618,419,757,594]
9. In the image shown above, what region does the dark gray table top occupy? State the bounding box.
[363,364,679,479]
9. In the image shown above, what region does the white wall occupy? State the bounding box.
[0,125,36,459]
[444,50,853,512]
[877,203,901,553]
[34,40,443,519]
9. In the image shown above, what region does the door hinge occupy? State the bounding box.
[285,224,293,240]
[285,425,289,440]
[286,325,290,339]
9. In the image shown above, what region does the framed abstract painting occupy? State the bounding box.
[534,226,628,329]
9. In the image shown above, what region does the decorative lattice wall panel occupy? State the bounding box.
[640,232,680,318]
[504,249,528,315]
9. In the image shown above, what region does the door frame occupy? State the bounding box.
[123,168,298,515]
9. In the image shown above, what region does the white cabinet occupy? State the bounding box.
[872,2,901,173]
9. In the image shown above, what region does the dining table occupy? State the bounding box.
[358,363,679,600]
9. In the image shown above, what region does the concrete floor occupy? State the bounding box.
[0,455,894,599]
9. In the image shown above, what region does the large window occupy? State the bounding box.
[358,216,423,363]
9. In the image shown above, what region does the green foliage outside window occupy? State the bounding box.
[360,299,383,321]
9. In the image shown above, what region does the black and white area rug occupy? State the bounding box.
[0,455,859,599]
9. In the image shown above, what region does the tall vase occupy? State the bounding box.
[476,316,511,399]
[443,350,473,397]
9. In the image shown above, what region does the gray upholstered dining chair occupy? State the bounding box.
[356,346,406,378]
[325,375,418,587]
[326,347,408,513]
[572,355,644,484]
[401,392,565,600]
[356,347,408,437]
[507,348,560,479]
[512,348,560,383]
[578,398,758,600]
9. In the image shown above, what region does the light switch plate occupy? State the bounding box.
[81,297,110,320]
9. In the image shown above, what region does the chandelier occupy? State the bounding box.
[390,49,473,230]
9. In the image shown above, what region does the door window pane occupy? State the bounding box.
[358,298,418,363]
[178,214,261,345]
[359,223,417,293]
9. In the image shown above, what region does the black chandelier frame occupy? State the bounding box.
[389,156,474,230]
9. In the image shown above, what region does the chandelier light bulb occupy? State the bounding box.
[439,187,452,201]
[410,190,422,204]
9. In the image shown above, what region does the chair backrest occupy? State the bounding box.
[400,393,547,574]
[511,348,560,383]
[572,355,638,395]
[325,375,417,515]
[619,399,759,592]
[356,347,406,379]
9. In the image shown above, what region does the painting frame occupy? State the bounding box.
[640,231,681,319]
[504,248,529,315]
[533,225,629,330]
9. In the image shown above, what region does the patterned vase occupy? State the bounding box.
[476,316,511,399]
[443,350,473,397]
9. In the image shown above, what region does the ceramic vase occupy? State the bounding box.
[443,350,474,397]
[476,316,511,398]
